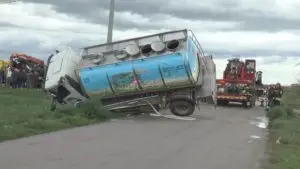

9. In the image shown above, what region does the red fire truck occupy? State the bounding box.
[216,58,257,108]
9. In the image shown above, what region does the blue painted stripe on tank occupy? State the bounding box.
[185,38,194,82]
[79,51,195,96]
[132,56,165,90]
[79,65,114,95]
[105,72,115,94]
[183,43,194,85]
[186,37,200,82]
[159,52,192,87]
[158,64,167,87]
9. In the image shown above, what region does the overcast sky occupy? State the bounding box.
[0,0,300,85]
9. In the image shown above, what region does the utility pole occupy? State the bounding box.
[106,0,115,43]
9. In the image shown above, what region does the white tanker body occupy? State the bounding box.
[44,29,217,116]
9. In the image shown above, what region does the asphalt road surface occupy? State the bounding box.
[0,104,268,169]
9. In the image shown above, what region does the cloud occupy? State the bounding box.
[24,0,300,32]
[0,1,299,85]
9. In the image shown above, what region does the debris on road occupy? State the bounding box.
[249,116,269,129]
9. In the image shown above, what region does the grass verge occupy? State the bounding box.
[266,87,300,169]
[0,88,124,142]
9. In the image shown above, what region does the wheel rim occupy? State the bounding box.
[174,103,189,115]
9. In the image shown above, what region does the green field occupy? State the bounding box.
[266,86,300,169]
[0,88,122,142]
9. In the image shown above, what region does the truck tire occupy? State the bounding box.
[75,102,81,108]
[242,101,251,108]
[217,100,228,106]
[170,100,195,116]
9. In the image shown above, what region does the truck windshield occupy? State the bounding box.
[246,62,255,72]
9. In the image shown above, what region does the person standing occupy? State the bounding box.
[267,86,275,107]
[6,65,12,88]
[0,69,4,87]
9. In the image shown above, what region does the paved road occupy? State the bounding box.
[0,104,268,169]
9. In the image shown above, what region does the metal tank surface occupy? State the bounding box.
[77,30,203,98]
[44,29,217,116]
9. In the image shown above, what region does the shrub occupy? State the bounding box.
[266,106,294,121]
[0,88,124,142]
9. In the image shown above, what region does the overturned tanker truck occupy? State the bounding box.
[44,29,217,116]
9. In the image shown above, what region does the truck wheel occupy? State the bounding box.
[75,102,81,108]
[218,100,228,106]
[242,101,247,108]
[243,101,251,108]
[247,101,252,108]
[170,100,195,116]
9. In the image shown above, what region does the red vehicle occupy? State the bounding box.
[217,58,257,108]
[9,53,45,88]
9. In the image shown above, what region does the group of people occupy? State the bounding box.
[266,83,283,107]
[0,50,59,89]
[221,83,253,96]
[0,63,46,89]
[221,82,283,108]
[258,83,283,107]
[0,65,28,88]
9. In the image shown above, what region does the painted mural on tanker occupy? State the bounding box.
[108,62,139,93]
[111,71,140,93]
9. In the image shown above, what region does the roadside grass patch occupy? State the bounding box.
[267,117,300,169]
[266,87,300,169]
[0,88,123,142]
